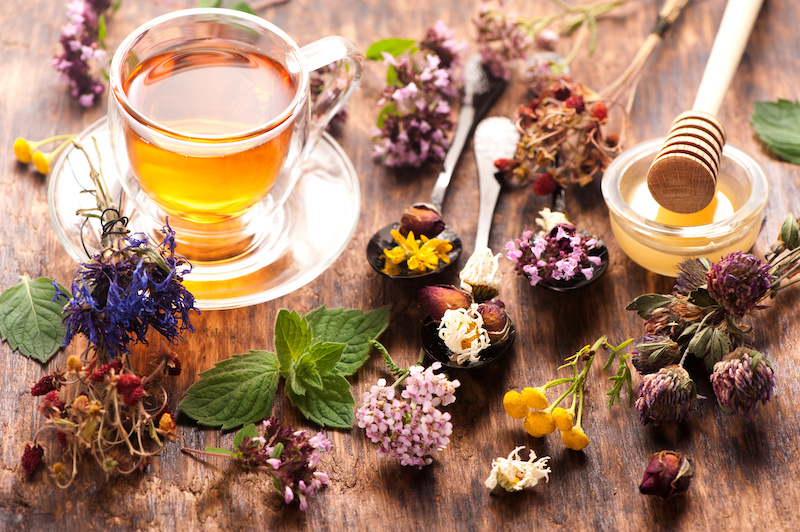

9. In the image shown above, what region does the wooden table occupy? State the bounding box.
[2,0,799,529]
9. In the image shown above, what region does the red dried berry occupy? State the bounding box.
[494,158,520,174]
[552,84,571,101]
[532,173,559,196]
[591,102,608,122]
[122,385,145,407]
[166,357,182,376]
[116,374,141,394]
[564,95,585,114]
[37,390,66,420]
[89,361,123,382]
[56,431,68,447]
[21,443,44,475]
[30,375,58,396]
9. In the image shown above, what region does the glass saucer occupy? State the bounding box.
[48,118,360,310]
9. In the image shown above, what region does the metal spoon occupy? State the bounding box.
[420,116,519,370]
[366,55,507,279]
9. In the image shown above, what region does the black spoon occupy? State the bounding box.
[367,55,507,279]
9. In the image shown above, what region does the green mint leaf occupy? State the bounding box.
[274,309,312,374]
[198,0,222,7]
[233,423,259,449]
[687,287,717,308]
[626,294,672,319]
[0,276,69,363]
[751,100,800,163]
[305,305,390,375]
[386,64,398,86]
[286,373,355,428]
[365,38,416,60]
[179,350,280,430]
[287,352,323,396]
[305,341,346,374]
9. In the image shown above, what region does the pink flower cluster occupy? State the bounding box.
[371,22,466,168]
[356,362,460,468]
[52,0,112,107]
[506,224,602,286]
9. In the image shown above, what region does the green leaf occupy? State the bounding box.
[286,373,355,428]
[751,100,800,163]
[179,350,280,430]
[274,310,312,374]
[386,64,398,86]
[287,353,322,396]
[233,423,259,448]
[198,0,222,6]
[365,38,416,60]
[98,14,107,42]
[204,447,234,456]
[0,276,69,363]
[305,305,390,375]
[687,325,712,358]
[228,1,255,14]
[626,294,672,319]
[687,287,717,308]
[781,213,800,250]
[376,103,397,128]
[706,328,732,369]
[305,341,346,374]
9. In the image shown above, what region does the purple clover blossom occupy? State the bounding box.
[634,366,697,425]
[506,223,601,287]
[356,362,460,468]
[710,347,775,419]
[58,223,198,357]
[236,418,331,511]
[706,251,771,318]
[372,22,464,168]
[53,0,112,107]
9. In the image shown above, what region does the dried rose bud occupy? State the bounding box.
[476,301,511,345]
[418,285,471,321]
[639,450,693,499]
[399,203,445,238]
[21,442,44,475]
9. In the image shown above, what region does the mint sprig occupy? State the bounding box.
[180,305,389,429]
[0,276,69,363]
[751,99,800,164]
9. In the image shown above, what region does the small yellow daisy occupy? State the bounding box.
[523,410,556,438]
[561,426,590,450]
[503,390,529,419]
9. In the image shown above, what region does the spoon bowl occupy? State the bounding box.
[536,231,609,292]
[366,223,462,279]
[420,316,516,370]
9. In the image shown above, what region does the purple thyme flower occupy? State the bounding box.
[52,0,113,107]
[706,251,771,317]
[634,365,697,425]
[356,363,460,468]
[473,6,534,80]
[371,22,464,168]
[506,223,601,286]
[237,418,331,511]
[710,347,775,419]
[58,223,197,357]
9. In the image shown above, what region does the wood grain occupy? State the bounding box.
[1,0,800,530]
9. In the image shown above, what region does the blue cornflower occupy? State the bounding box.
[59,223,198,357]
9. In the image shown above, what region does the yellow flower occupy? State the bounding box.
[521,387,549,410]
[561,426,590,450]
[32,151,52,174]
[552,407,574,432]
[381,230,452,274]
[424,236,452,263]
[503,390,529,419]
[13,138,33,163]
[524,411,556,438]
[66,355,82,373]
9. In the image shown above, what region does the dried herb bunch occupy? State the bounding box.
[627,215,800,424]
[20,141,197,485]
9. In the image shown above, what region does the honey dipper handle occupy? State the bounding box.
[693,0,764,115]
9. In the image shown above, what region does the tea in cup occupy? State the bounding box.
[107,8,363,261]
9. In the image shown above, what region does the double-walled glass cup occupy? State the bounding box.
[108,8,363,262]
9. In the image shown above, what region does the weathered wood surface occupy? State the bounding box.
[2,0,800,530]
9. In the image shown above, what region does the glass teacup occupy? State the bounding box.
[107,8,363,262]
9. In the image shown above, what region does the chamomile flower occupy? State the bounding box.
[485,446,551,494]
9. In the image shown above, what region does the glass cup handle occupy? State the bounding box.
[300,36,364,148]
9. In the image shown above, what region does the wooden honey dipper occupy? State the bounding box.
[646,0,764,214]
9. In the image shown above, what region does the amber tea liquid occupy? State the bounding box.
[123,43,296,224]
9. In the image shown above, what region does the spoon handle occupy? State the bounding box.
[473,117,520,251]
[429,105,476,212]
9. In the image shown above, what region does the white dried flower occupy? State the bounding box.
[536,208,570,233]
[459,246,502,301]
[485,446,551,493]
[438,305,491,365]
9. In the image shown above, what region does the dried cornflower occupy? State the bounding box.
[710,347,775,418]
[706,251,771,317]
[485,446,551,494]
[634,366,697,426]
[639,450,693,500]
